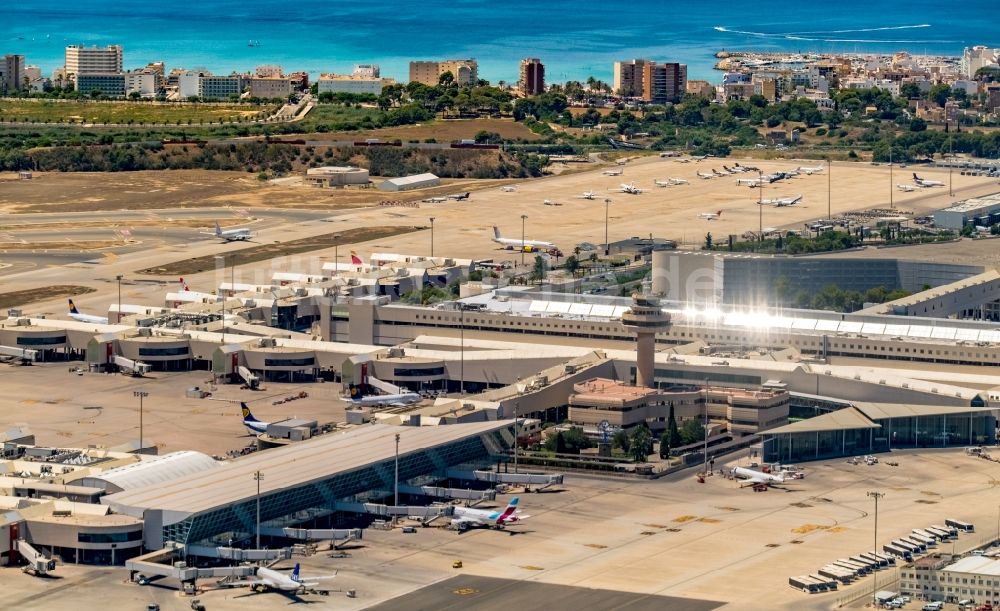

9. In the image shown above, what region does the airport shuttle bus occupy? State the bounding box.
[808,575,837,591]
[933,524,959,538]
[898,537,926,553]
[789,576,825,593]
[849,556,879,571]
[884,543,914,561]
[946,518,975,533]
[870,551,896,566]
[859,552,889,569]
[818,565,855,584]
[926,526,953,540]
[911,530,939,546]
[832,560,868,576]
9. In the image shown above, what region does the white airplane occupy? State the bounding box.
[447,192,471,201]
[897,183,919,192]
[231,563,336,595]
[797,164,825,175]
[711,168,727,177]
[912,173,945,187]
[492,225,556,251]
[690,155,709,162]
[576,191,597,200]
[68,299,108,324]
[205,221,252,242]
[698,209,723,220]
[345,384,421,407]
[609,182,645,195]
[736,177,764,187]
[240,403,269,434]
[731,466,791,488]
[543,200,563,206]
[760,195,803,207]
[655,178,688,187]
[451,497,528,531]
[500,185,517,192]
[602,168,624,176]
[422,196,448,203]
[697,171,715,180]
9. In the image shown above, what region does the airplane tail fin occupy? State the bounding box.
[214,221,222,236]
[497,497,519,522]
[913,173,920,180]
[291,563,301,582]
[348,384,367,400]
[350,251,364,266]
[241,402,260,423]
[716,210,722,217]
[492,226,502,240]
[68,299,80,314]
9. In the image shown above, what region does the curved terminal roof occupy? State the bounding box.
[76,451,219,494]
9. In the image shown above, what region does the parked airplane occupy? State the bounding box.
[451,497,528,531]
[240,403,269,434]
[698,210,723,220]
[711,168,728,177]
[448,192,471,201]
[609,182,645,194]
[760,195,803,207]
[500,186,518,192]
[206,221,252,242]
[690,155,709,161]
[697,171,716,180]
[68,299,108,324]
[492,226,556,251]
[602,168,624,176]
[423,196,448,203]
[897,183,919,192]
[346,384,421,407]
[731,466,790,488]
[736,177,764,187]
[232,563,336,595]
[543,199,563,206]
[797,164,825,175]
[733,162,760,172]
[576,191,597,199]
[913,173,945,187]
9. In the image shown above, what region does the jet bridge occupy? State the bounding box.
[280,528,363,549]
[0,345,39,363]
[126,545,261,586]
[398,484,496,502]
[16,539,56,576]
[113,355,151,376]
[448,469,565,491]
[335,502,456,519]
[237,366,260,390]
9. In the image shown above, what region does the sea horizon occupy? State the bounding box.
[2,0,997,86]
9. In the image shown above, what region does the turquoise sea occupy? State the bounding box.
[1,1,996,84]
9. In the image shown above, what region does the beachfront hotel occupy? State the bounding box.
[64,44,123,82]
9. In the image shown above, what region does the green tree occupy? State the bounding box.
[630,425,652,463]
[612,429,630,453]
[680,418,705,445]
[565,255,580,274]
[704,232,713,250]
[531,255,546,281]
[438,71,455,87]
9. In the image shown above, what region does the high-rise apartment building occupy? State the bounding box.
[615,59,686,102]
[613,59,648,97]
[0,54,26,93]
[520,58,545,95]
[64,45,123,81]
[408,59,478,87]
[961,46,1000,79]
[641,62,687,104]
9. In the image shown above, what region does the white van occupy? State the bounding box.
[921,602,943,611]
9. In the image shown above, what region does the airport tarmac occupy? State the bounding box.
[3,448,999,610]
[4,156,999,322]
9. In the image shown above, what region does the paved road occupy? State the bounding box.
[366,575,724,611]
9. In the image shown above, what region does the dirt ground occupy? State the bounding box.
[0,171,516,214]
[0,285,94,309]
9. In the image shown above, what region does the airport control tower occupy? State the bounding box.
[620,292,671,388]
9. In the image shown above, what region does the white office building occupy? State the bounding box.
[317,74,386,95]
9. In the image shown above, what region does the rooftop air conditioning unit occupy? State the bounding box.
[259,338,277,348]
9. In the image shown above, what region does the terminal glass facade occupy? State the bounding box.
[161,429,510,548]
[763,411,995,463]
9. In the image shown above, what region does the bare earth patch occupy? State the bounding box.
[0,285,95,309]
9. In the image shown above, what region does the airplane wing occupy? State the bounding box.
[226,578,265,588]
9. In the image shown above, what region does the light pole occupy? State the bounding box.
[757,170,764,245]
[429,217,435,257]
[253,470,263,549]
[868,490,885,608]
[889,133,894,210]
[115,274,123,324]
[459,306,465,396]
[604,198,611,256]
[333,233,341,277]
[827,157,832,221]
[133,390,148,455]
[948,130,954,197]
[513,402,519,474]
[394,433,400,508]
[215,255,228,344]
[520,214,528,267]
